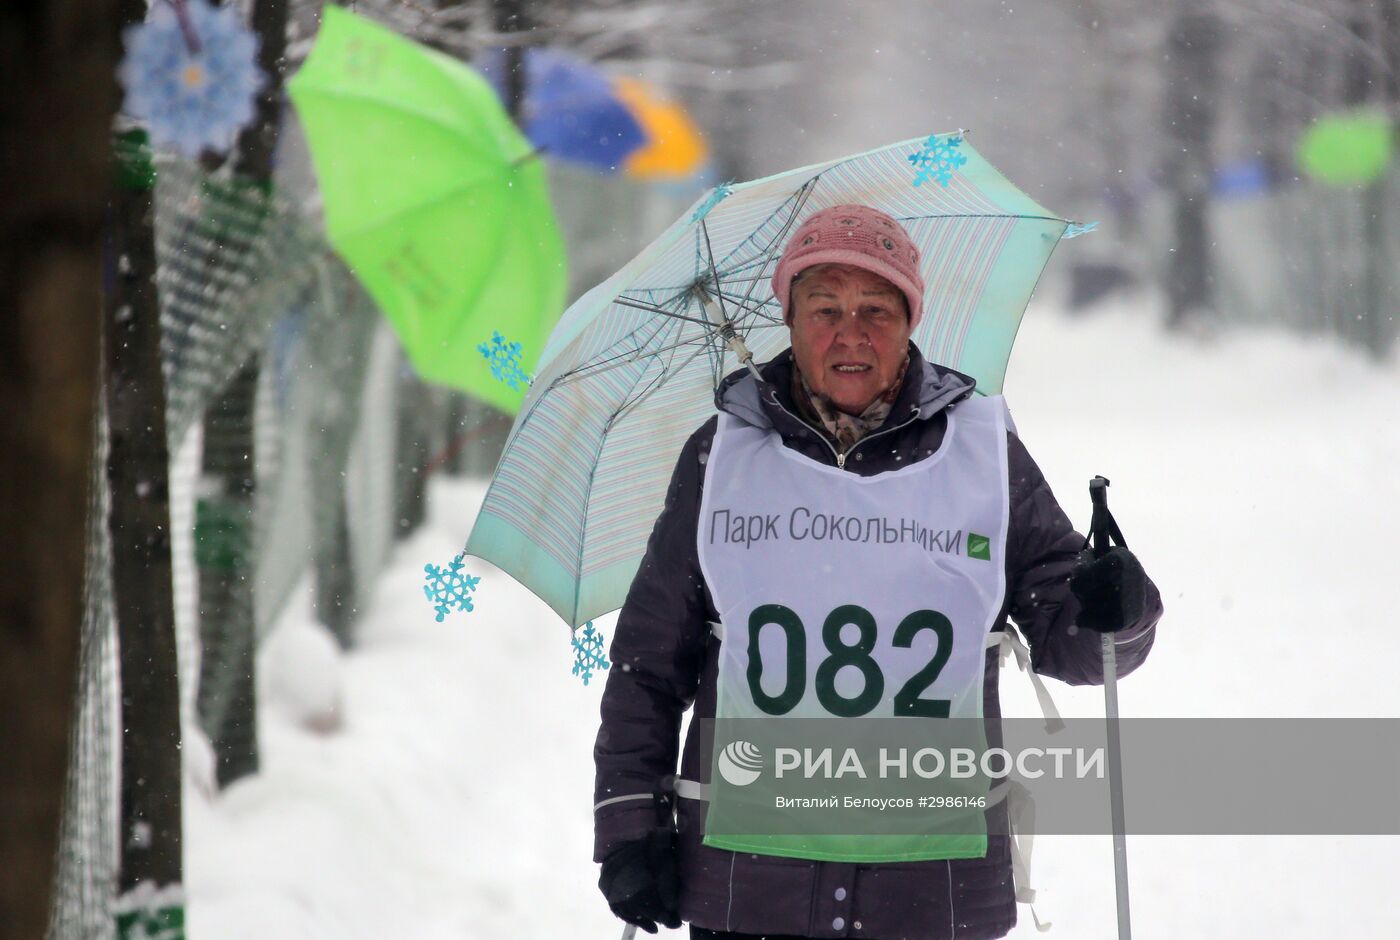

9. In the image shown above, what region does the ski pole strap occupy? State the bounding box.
[1083,475,1128,557]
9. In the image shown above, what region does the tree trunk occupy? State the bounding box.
[1343,0,1387,359]
[306,267,377,648]
[108,122,185,898]
[444,0,529,480]
[193,0,290,785]
[395,364,434,539]
[0,0,116,932]
[1381,0,1400,359]
[1162,4,1223,330]
[195,361,261,787]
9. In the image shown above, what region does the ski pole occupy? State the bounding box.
[1087,476,1132,940]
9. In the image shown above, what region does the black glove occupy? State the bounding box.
[598,828,681,934]
[1069,545,1147,633]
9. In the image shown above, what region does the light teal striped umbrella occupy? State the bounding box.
[467,132,1084,627]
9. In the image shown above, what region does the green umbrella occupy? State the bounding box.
[1296,109,1394,187]
[287,6,566,412]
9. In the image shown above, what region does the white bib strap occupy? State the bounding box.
[674,778,711,801]
[986,629,1065,734]
[1004,780,1052,930]
[983,630,1060,929]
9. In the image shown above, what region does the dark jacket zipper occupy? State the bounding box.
[764,390,925,470]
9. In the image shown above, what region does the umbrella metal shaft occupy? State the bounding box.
[693,286,763,382]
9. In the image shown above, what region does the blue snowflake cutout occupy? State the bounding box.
[477,331,531,391]
[423,552,481,622]
[908,134,969,188]
[571,622,611,686]
[690,182,733,223]
[118,0,266,158]
[1062,220,1100,239]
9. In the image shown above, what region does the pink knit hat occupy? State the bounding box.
[771,204,925,328]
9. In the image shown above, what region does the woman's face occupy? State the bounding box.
[788,263,912,415]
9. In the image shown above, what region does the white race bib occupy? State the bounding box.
[697,394,1011,861]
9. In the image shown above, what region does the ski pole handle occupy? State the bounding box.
[1087,475,1127,559]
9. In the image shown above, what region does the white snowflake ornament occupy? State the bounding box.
[118,0,265,157]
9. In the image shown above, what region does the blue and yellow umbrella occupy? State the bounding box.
[479,46,707,179]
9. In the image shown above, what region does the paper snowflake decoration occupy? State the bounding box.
[118,0,265,157]
[423,553,481,622]
[690,183,733,223]
[571,622,611,686]
[477,331,531,391]
[908,133,968,188]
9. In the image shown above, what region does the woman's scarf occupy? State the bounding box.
[790,353,909,455]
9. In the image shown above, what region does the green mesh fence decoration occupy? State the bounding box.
[154,157,325,447]
[47,150,402,938]
[48,384,120,940]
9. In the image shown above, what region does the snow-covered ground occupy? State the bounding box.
[186,297,1400,938]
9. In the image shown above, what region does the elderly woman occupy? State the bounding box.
[593,205,1162,940]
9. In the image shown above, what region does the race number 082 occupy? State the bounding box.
[745,603,954,718]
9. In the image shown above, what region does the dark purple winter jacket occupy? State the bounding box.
[593,343,1162,940]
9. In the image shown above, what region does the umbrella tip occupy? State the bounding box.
[512,145,548,168]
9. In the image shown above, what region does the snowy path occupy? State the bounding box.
[187,299,1400,938]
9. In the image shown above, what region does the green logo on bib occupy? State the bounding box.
[967,533,991,561]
